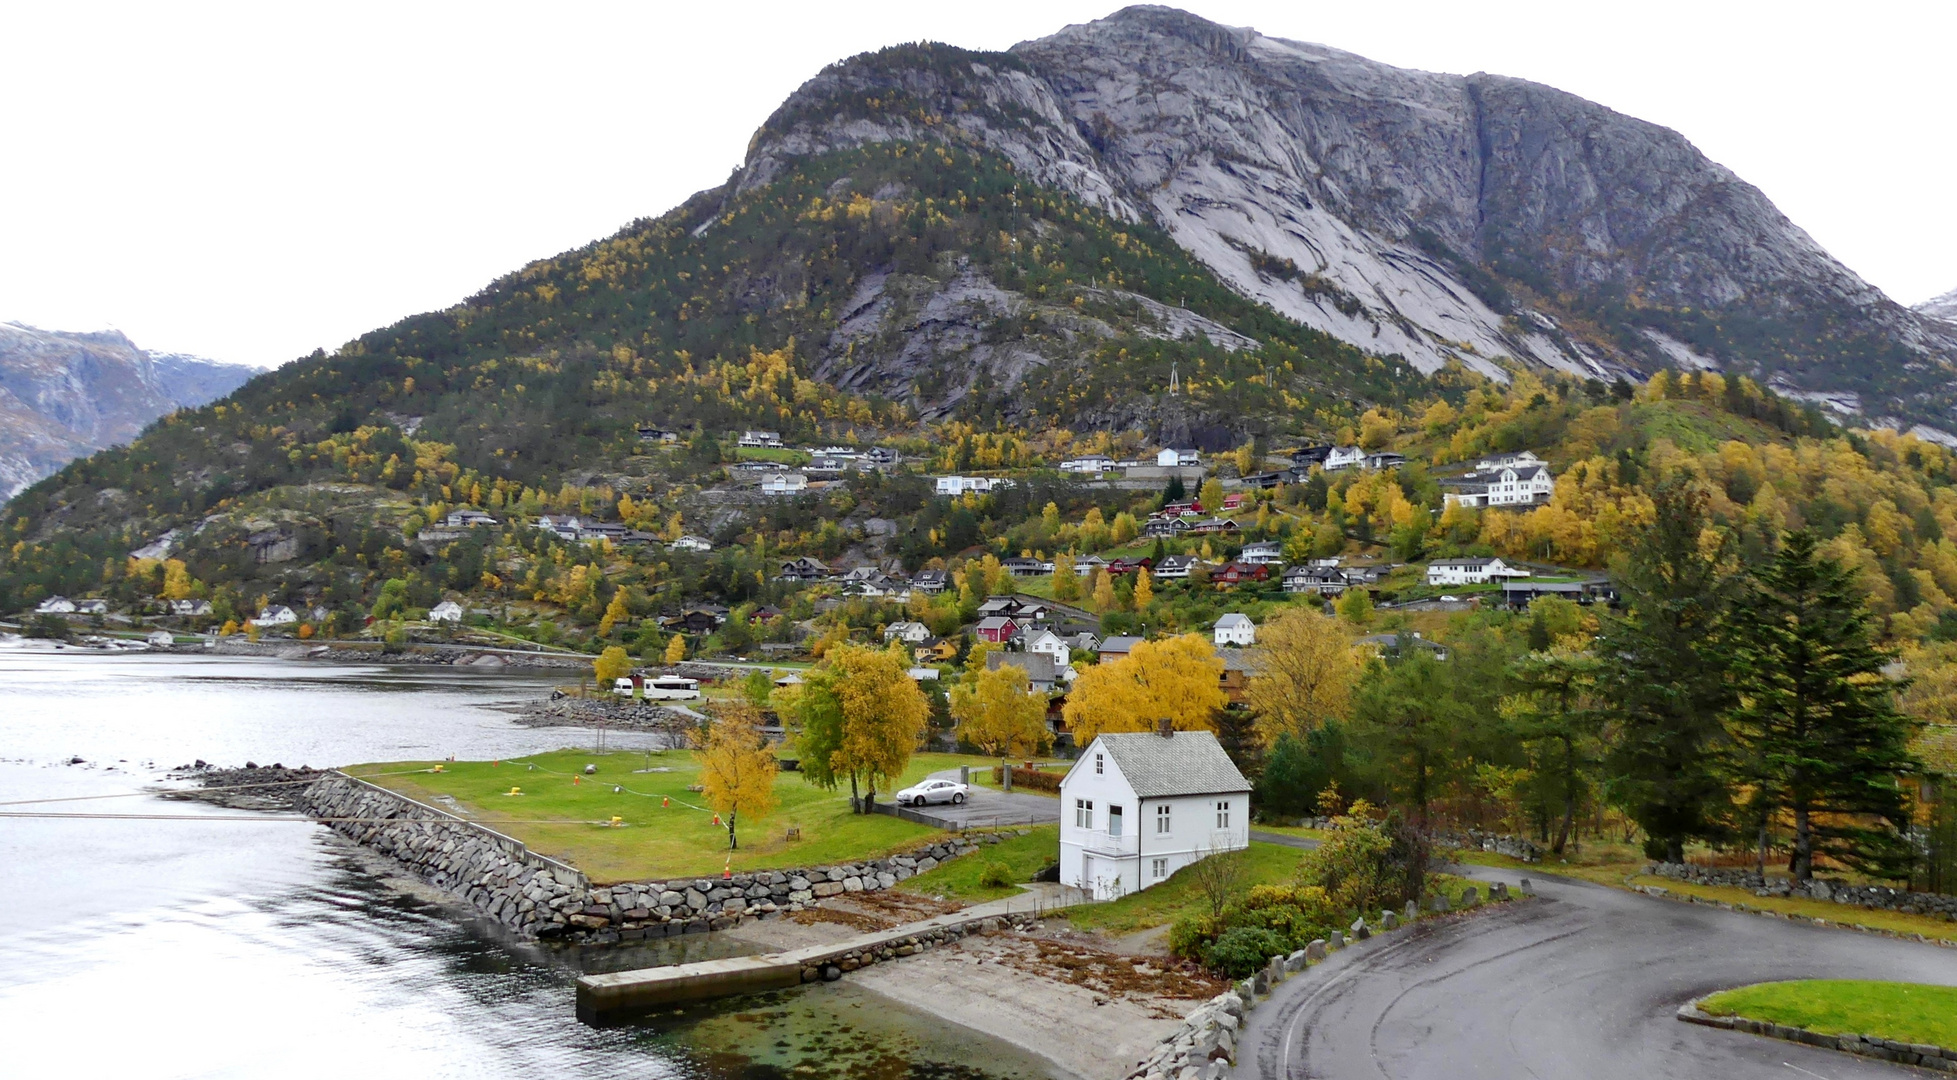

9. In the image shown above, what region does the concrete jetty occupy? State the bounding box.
[576,886,1083,1023]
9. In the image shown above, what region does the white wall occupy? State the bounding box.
[1059,742,1251,900]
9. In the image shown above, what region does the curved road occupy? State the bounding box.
[1242,866,1957,1079]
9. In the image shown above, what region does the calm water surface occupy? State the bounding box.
[0,647,1065,1080]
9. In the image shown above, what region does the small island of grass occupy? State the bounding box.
[1698,980,1957,1049]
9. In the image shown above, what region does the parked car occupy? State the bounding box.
[894,778,968,806]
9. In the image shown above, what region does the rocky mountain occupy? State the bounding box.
[1920,289,1957,325]
[739,4,1957,427]
[0,323,257,502]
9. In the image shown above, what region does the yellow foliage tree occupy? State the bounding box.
[1091,569,1116,613]
[598,589,631,637]
[1133,566,1154,609]
[1358,408,1396,450]
[1246,609,1357,748]
[827,643,931,806]
[161,559,195,601]
[665,634,687,664]
[594,645,632,688]
[950,662,1052,757]
[1052,552,1080,601]
[698,702,779,851]
[1199,478,1225,515]
[1062,634,1226,744]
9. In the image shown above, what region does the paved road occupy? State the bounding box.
[899,769,1060,828]
[1242,866,1957,1079]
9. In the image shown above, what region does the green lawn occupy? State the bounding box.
[1699,980,1957,1047]
[902,825,1060,901]
[348,750,1001,884]
[1066,841,1307,935]
[736,446,811,465]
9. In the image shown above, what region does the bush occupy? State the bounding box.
[1168,913,1219,961]
[978,861,1013,888]
[1204,927,1291,978]
[991,765,1062,793]
[1299,803,1429,913]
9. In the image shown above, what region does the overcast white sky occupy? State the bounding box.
[2,1,1951,368]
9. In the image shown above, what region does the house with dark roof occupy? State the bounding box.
[986,650,1063,694]
[912,569,950,594]
[1059,728,1251,898]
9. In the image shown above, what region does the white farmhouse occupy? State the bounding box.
[1213,613,1256,647]
[251,605,298,626]
[1323,446,1367,471]
[1024,628,1072,672]
[935,475,1006,495]
[429,600,465,624]
[738,430,784,448]
[882,620,932,644]
[1441,463,1556,509]
[1426,557,1530,586]
[761,472,809,497]
[1155,448,1201,467]
[35,596,76,614]
[1059,729,1251,899]
[1060,455,1115,474]
[671,535,713,552]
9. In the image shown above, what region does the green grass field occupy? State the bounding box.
[1699,980,1957,1047]
[902,825,1060,901]
[735,446,810,465]
[1065,841,1307,935]
[348,750,1001,883]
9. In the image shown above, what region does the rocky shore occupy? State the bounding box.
[162,762,325,811]
[516,694,697,735]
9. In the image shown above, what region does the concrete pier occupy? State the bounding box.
[576,887,1082,1023]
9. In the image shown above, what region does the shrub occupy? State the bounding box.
[978,861,1013,888]
[991,765,1062,793]
[1168,912,1220,960]
[1299,802,1429,913]
[1204,927,1290,978]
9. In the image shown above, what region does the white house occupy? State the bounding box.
[1059,729,1251,899]
[252,605,298,627]
[1442,463,1556,510]
[170,599,213,617]
[738,430,784,448]
[1025,628,1072,672]
[1426,557,1530,586]
[1323,446,1367,471]
[429,600,465,624]
[935,475,1006,495]
[1238,541,1285,566]
[883,620,932,644]
[35,596,76,614]
[762,472,810,497]
[1475,451,1545,471]
[74,599,109,615]
[1213,613,1256,647]
[1156,448,1201,467]
[146,630,175,647]
[444,509,500,528]
[1061,455,1116,474]
[672,535,713,552]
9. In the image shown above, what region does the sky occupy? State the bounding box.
[2,1,1951,368]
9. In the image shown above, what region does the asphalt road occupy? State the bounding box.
[1242,866,1957,1079]
[898,769,1061,828]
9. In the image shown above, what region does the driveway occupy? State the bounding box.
[1240,865,1957,1079]
[888,769,1060,829]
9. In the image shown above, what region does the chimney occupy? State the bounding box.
[1156,718,1174,739]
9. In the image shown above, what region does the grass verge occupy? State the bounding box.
[347,749,1001,883]
[1699,980,1957,1047]
[901,825,1060,902]
[1065,841,1306,936]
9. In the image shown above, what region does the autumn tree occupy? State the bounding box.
[1063,634,1226,744]
[1246,609,1356,749]
[598,588,630,637]
[1727,531,1920,880]
[822,642,931,810]
[1052,552,1080,601]
[1335,588,1373,625]
[1091,569,1116,612]
[161,558,195,601]
[594,645,632,689]
[1199,477,1225,515]
[952,661,1052,756]
[698,702,779,851]
[665,634,687,664]
[1133,566,1154,609]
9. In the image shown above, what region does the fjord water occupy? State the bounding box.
[0,648,1064,1080]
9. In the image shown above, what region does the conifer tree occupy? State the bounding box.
[1727,530,1920,880]
[1598,481,1739,862]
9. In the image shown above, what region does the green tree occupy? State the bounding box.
[1727,530,1921,880]
[1598,481,1740,862]
[1347,651,1464,826]
[1501,646,1603,855]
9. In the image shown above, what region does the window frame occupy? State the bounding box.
[1074,798,1094,829]
[1156,804,1172,834]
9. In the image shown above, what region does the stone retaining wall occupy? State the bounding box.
[1648,862,1957,920]
[1679,999,1957,1072]
[301,772,984,944]
[793,912,1036,983]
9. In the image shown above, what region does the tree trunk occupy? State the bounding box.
[727,809,738,851]
[1756,820,1768,878]
[1792,804,1813,881]
[1552,736,1575,856]
[849,773,860,814]
[1666,837,1684,864]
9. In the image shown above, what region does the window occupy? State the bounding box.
[1215,800,1232,829]
[1152,858,1168,879]
[1156,804,1172,834]
[1094,753,1103,775]
[1108,805,1123,838]
[1074,799,1093,829]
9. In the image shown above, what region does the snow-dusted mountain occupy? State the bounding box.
[0,323,258,502]
[1919,288,1957,325]
[734,5,1957,423]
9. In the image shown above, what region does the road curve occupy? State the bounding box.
[1241,867,1957,1079]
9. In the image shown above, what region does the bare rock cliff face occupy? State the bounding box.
[0,323,256,502]
[739,4,1957,425]
[1920,288,1957,325]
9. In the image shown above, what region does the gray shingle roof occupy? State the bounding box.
[987,651,1059,684]
[1080,730,1251,798]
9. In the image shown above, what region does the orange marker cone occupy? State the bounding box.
[662,797,669,808]
[712,813,721,826]
[573,775,581,785]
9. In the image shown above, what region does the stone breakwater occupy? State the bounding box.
[1679,999,1957,1073]
[794,913,1036,984]
[1648,862,1957,920]
[300,772,982,944]
[1124,988,1245,1080]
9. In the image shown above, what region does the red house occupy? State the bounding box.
[1221,493,1248,511]
[1162,500,1203,517]
[1211,562,1271,587]
[974,616,1019,643]
[1105,557,1155,577]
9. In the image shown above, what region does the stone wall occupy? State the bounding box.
[301,772,983,944]
[1647,862,1957,920]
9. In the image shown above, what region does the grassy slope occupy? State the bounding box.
[350,749,999,883]
[1699,980,1957,1047]
[901,825,1061,901]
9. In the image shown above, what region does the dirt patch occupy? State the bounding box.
[785,905,891,933]
[838,888,968,923]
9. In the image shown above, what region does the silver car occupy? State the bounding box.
[894,778,969,806]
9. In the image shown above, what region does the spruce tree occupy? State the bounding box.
[1728,530,1920,880]
[1598,481,1739,862]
